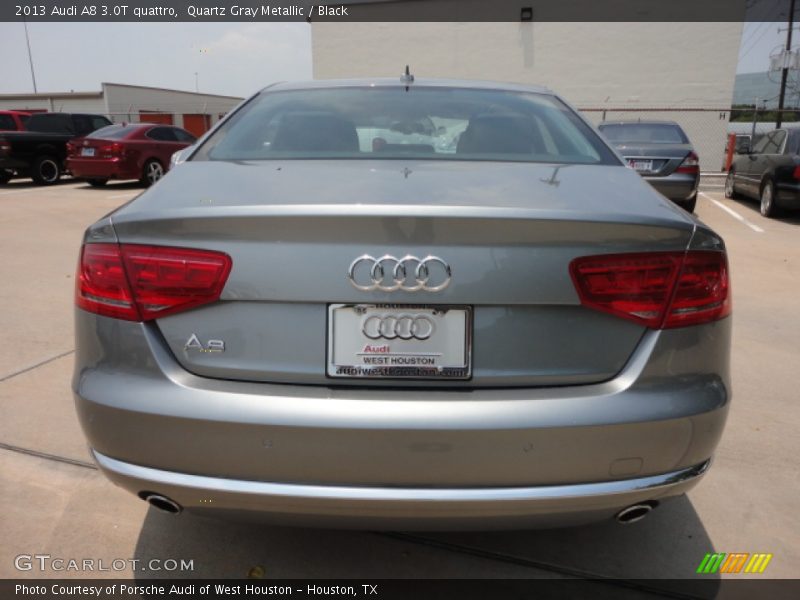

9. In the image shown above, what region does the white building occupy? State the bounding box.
[0,82,243,137]
[312,5,744,170]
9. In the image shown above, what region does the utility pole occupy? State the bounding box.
[777,0,796,128]
[23,19,37,93]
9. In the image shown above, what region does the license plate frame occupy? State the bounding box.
[80,147,95,157]
[327,304,472,380]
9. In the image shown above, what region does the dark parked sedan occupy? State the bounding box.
[725,127,800,217]
[67,123,196,187]
[599,120,700,212]
[74,78,731,530]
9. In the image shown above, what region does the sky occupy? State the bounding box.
[0,20,795,97]
[738,21,795,74]
[0,22,313,97]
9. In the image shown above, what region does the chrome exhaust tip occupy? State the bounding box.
[615,501,657,524]
[140,492,182,514]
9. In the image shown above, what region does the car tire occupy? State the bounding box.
[31,155,61,186]
[760,179,781,218]
[87,179,108,187]
[140,159,164,187]
[724,170,738,199]
[0,169,12,185]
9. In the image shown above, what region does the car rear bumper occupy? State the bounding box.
[93,450,711,529]
[644,173,699,203]
[67,157,138,180]
[777,181,800,209]
[73,312,730,528]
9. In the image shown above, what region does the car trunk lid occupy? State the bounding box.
[108,160,694,388]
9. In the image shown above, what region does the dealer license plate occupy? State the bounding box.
[80,147,95,157]
[628,159,653,172]
[327,304,472,379]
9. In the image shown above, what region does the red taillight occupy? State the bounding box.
[570,251,730,329]
[99,142,123,157]
[792,165,800,179]
[76,243,232,321]
[676,151,699,174]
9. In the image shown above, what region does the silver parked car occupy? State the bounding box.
[598,120,700,213]
[73,78,731,530]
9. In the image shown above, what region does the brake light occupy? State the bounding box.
[76,243,232,321]
[676,151,699,174]
[66,141,76,156]
[792,165,800,179]
[99,142,123,157]
[570,251,730,329]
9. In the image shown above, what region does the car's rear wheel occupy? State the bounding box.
[140,159,164,187]
[0,169,12,184]
[760,179,781,218]
[724,170,738,199]
[31,155,61,185]
[87,178,108,187]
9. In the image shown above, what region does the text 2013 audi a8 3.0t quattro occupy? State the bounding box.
[73,77,731,529]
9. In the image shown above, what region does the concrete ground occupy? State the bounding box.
[0,177,798,590]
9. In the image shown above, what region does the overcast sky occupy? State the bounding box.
[0,21,792,97]
[0,22,313,97]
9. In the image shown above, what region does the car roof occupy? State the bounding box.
[599,120,682,127]
[262,78,553,95]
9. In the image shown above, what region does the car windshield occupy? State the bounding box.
[599,123,688,144]
[194,86,618,165]
[87,125,140,139]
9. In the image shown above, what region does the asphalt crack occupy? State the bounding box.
[0,441,96,470]
[0,349,75,382]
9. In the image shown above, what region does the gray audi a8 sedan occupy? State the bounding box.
[73,78,731,529]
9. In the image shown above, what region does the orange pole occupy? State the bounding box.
[725,133,736,172]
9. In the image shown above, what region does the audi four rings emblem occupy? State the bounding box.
[362,314,435,340]
[347,254,452,292]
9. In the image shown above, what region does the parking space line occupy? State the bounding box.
[699,192,765,233]
[107,192,138,199]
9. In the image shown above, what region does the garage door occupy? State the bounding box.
[139,111,174,125]
[183,113,211,137]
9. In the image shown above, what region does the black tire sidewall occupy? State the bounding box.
[32,156,61,185]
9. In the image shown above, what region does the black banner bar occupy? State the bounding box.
[0,0,788,23]
[3,579,800,600]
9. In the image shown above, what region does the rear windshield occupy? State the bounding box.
[599,123,688,144]
[194,87,619,165]
[27,114,72,133]
[88,125,141,139]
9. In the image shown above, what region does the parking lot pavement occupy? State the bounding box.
[0,181,798,585]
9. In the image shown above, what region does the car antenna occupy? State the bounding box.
[400,65,414,91]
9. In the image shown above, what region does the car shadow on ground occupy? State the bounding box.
[132,494,719,596]
[0,177,80,190]
[726,195,800,225]
[73,180,145,191]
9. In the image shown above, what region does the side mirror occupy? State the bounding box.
[170,145,195,170]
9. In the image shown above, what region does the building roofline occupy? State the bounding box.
[0,83,243,101]
[101,82,244,100]
[0,91,102,100]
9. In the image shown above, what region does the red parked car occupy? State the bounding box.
[0,111,31,132]
[66,123,196,187]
